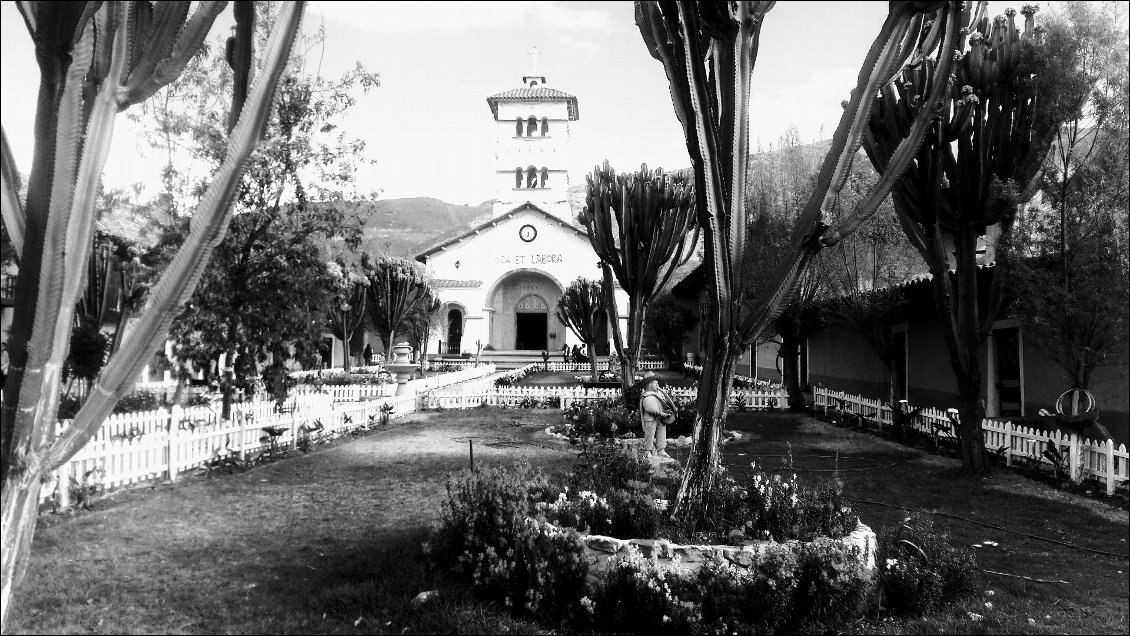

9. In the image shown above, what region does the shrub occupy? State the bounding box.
[793,537,872,625]
[697,546,799,634]
[566,443,653,495]
[877,514,979,616]
[742,468,857,543]
[425,463,588,621]
[586,546,702,635]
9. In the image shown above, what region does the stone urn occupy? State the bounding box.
[384,341,417,396]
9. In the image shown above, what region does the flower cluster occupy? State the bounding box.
[493,364,539,387]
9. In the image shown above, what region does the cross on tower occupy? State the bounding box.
[527,46,541,77]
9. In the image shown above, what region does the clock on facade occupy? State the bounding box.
[519,224,537,242]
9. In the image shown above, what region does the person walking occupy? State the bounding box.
[363,343,374,367]
[639,378,674,459]
[561,344,569,364]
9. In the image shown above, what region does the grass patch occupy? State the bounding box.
[7,408,1127,634]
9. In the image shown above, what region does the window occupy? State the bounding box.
[541,117,549,136]
[540,167,549,187]
[526,116,537,136]
[515,167,523,188]
[515,118,523,137]
[526,166,539,188]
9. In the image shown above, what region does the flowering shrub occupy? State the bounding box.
[696,546,799,634]
[425,462,588,621]
[793,538,871,624]
[584,545,703,635]
[493,364,538,387]
[694,465,857,544]
[877,514,979,615]
[741,464,857,542]
[558,399,634,440]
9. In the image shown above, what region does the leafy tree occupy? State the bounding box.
[363,255,436,356]
[326,260,369,373]
[636,1,963,520]
[139,4,374,416]
[0,2,305,626]
[579,162,698,397]
[555,277,606,379]
[1003,1,1129,422]
[402,294,442,372]
[862,4,1085,473]
[644,291,697,369]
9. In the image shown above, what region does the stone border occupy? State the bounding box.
[551,520,876,584]
[542,427,743,449]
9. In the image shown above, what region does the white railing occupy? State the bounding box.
[307,364,498,402]
[683,364,775,390]
[812,386,1130,496]
[543,358,665,372]
[424,384,788,412]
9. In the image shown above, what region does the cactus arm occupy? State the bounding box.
[122,1,230,107]
[0,128,24,258]
[788,5,916,251]
[821,5,960,247]
[15,14,103,459]
[47,2,305,471]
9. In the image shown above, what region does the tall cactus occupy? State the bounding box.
[636,0,962,520]
[579,162,698,396]
[363,255,436,356]
[555,277,607,379]
[327,260,369,373]
[859,3,1067,473]
[0,2,305,626]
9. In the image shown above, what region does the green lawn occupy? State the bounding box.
[7,409,1128,634]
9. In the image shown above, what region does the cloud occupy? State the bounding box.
[311,1,613,35]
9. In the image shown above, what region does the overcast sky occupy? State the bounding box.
[1,1,1038,206]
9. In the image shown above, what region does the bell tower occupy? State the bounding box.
[486,47,579,221]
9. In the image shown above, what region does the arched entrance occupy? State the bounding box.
[446,308,463,354]
[487,269,565,351]
[515,294,549,350]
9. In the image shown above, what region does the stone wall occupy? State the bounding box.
[555,521,877,585]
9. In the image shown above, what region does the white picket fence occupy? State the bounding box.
[813,386,1130,496]
[424,383,788,411]
[42,388,426,509]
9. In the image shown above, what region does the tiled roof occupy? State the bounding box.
[487,87,579,120]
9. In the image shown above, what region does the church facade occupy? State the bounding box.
[414,62,625,355]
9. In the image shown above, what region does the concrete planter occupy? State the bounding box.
[546,520,876,585]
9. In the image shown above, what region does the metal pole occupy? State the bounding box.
[469,439,475,471]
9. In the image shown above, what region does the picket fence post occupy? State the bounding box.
[289,403,298,451]
[1068,431,1082,484]
[1004,420,1013,468]
[1105,441,1116,496]
[167,405,181,482]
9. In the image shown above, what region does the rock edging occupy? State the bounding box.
[544,519,876,584]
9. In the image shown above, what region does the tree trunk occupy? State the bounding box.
[956,376,988,473]
[672,344,739,523]
[588,343,599,380]
[780,335,806,411]
[341,329,352,373]
[1,470,45,627]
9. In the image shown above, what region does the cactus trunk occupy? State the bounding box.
[0,3,305,627]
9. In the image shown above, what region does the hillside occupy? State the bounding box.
[324,197,491,263]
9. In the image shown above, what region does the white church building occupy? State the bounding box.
[414,59,627,357]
